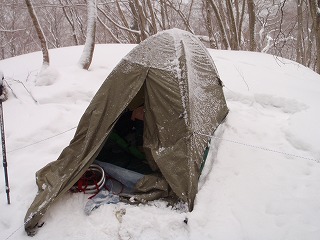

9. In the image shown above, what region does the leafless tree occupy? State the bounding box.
[0,0,319,74]
[247,0,257,51]
[204,0,216,48]
[296,0,305,65]
[207,0,229,49]
[146,0,158,34]
[226,0,239,49]
[234,0,246,48]
[0,1,25,59]
[165,0,195,34]
[159,0,170,30]
[25,0,50,68]
[309,0,320,73]
[78,0,97,70]
[59,0,80,45]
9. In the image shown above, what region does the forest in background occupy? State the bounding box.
[1,0,320,73]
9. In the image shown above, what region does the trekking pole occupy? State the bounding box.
[0,100,10,204]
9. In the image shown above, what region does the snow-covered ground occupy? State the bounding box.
[0,44,319,240]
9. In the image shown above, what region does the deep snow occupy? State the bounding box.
[0,44,320,240]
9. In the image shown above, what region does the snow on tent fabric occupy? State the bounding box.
[24,28,229,235]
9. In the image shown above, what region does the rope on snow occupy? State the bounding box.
[194,132,320,164]
[6,127,320,164]
[7,127,76,153]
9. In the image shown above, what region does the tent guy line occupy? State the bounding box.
[6,126,77,153]
[4,223,24,240]
[195,132,320,164]
[5,203,45,240]
[5,125,318,164]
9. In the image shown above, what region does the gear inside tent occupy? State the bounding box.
[24,28,229,236]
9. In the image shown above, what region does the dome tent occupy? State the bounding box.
[24,28,229,235]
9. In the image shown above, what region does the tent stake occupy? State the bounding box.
[0,100,10,204]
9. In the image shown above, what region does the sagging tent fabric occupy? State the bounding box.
[24,28,229,235]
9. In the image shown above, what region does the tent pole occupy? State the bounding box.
[0,100,10,204]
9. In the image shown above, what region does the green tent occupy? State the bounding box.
[24,28,228,235]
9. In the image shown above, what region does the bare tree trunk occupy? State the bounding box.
[247,0,256,51]
[234,0,240,29]
[25,0,50,67]
[163,0,171,29]
[129,0,142,43]
[78,0,97,70]
[69,0,86,44]
[208,0,229,49]
[305,3,314,68]
[217,1,231,45]
[234,0,246,48]
[204,0,216,48]
[226,0,239,50]
[115,0,136,43]
[309,0,320,73]
[133,0,148,40]
[60,0,79,45]
[296,0,304,64]
[146,0,157,34]
[159,0,167,29]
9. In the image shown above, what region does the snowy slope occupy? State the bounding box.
[0,44,319,240]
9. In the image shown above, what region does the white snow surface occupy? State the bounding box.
[0,44,320,240]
